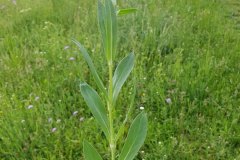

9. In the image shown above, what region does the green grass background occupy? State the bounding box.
[0,0,240,159]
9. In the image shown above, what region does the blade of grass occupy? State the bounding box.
[117,8,137,16]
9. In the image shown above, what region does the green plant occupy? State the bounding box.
[73,0,147,160]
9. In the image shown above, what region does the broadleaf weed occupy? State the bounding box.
[73,0,147,160]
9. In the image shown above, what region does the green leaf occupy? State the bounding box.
[113,52,134,104]
[98,0,117,62]
[117,8,137,16]
[80,83,110,139]
[83,140,103,160]
[73,39,107,97]
[118,112,148,160]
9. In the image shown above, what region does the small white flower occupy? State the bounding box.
[35,96,40,101]
[73,111,78,116]
[165,98,172,104]
[48,118,53,123]
[51,128,57,133]
[79,117,84,122]
[21,120,25,123]
[69,57,75,61]
[56,119,61,123]
[64,46,70,50]
[27,105,33,109]
[140,106,144,110]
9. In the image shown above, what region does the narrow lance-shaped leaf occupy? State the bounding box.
[117,8,137,16]
[98,0,117,62]
[98,0,107,58]
[106,0,117,61]
[118,112,148,160]
[83,140,103,160]
[73,39,107,97]
[80,83,110,139]
[113,52,134,104]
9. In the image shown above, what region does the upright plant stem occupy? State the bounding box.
[108,61,115,160]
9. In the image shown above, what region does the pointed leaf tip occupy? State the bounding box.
[83,140,103,160]
[113,52,135,104]
[72,39,107,97]
[119,112,148,160]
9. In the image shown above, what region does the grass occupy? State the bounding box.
[0,0,240,159]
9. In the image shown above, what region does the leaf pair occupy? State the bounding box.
[98,0,137,62]
[73,39,107,98]
[78,51,134,138]
[78,50,147,160]
[83,112,148,160]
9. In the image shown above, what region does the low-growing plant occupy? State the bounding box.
[73,0,147,160]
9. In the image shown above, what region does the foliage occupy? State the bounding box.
[0,0,240,159]
[74,0,147,159]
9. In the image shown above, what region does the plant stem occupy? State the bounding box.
[108,61,115,160]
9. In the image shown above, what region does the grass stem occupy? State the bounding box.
[108,61,115,160]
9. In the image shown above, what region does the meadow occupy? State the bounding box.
[0,0,240,159]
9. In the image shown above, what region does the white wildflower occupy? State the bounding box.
[51,128,57,133]
[165,98,172,104]
[64,46,70,50]
[27,105,33,109]
[35,96,40,101]
[73,111,78,116]
[69,57,75,61]
[79,117,84,122]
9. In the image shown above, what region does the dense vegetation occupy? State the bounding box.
[0,0,239,159]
